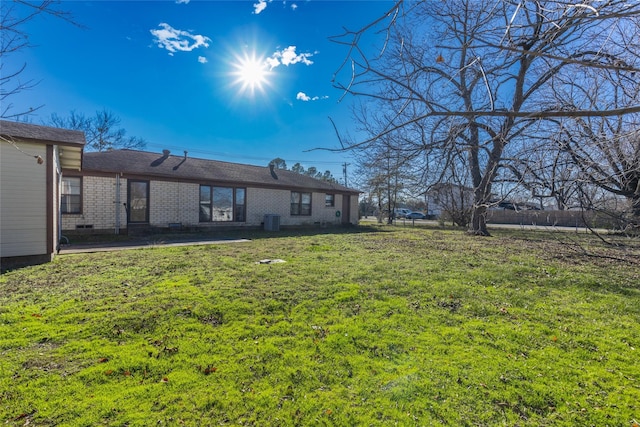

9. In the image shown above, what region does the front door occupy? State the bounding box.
[341,195,351,225]
[127,180,149,224]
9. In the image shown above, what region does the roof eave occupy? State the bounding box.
[59,145,83,170]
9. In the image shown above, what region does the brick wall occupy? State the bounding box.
[62,175,359,232]
[62,175,123,232]
[149,181,199,225]
[247,188,347,226]
[313,192,344,225]
[348,194,359,224]
[246,187,289,225]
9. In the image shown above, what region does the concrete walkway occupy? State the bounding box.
[58,238,251,254]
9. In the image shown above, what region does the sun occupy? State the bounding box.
[231,52,271,96]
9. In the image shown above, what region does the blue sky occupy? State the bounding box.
[7,0,393,181]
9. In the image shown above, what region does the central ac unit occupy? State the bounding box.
[264,214,280,231]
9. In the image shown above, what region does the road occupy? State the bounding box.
[359,217,610,234]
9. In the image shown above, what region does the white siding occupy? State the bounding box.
[0,142,48,257]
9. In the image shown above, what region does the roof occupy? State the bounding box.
[0,120,86,145]
[0,120,85,170]
[81,149,359,194]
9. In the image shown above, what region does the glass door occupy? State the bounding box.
[127,180,149,223]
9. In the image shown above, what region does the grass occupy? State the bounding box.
[1,225,639,426]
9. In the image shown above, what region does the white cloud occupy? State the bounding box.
[267,46,313,69]
[150,23,211,54]
[265,56,280,69]
[198,56,208,64]
[253,0,268,14]
[291,3,298,11]
[296,92,311,101]
[296,92,328,102]
[175,0,190,4]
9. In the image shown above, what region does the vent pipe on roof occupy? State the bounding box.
[162,149,170,157]
[184,150,188,160]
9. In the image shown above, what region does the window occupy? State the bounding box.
[325,194,335,207]
[199,186,211,222]
[61,177,81,214]
[199,185,246,222]
[235,188,246,222]
[291,191,311,216]
[212,187,233,221]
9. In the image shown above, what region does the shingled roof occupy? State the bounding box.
[0,120,85,146]
[82,149,359,194]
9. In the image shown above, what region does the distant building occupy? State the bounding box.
[424,183,474,218]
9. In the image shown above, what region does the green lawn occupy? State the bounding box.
[1,225,639,426]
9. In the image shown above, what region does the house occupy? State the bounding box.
[424,183,474,218]
[61,149,359,234]
[1,120,85,269]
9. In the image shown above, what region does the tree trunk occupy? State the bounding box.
[469,203,489,236]
[631,192,640,223]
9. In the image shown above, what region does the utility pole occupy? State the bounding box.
[342,162,349,187]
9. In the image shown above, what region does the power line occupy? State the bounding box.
[144,142,346,166]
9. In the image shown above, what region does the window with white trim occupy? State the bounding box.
[61,177,81,214]
[325,194,335,207]
[291,191,311,216]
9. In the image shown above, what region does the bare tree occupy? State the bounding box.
[332,0,640,235]
[49,109,147,152]
[352,132,415,224]
[502,138,581,210]
[560,117,640,227]
[1,1,80,119]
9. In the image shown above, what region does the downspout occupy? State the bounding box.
[115,173,121,234]
[54,146,64,253]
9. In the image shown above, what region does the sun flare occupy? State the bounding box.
[231,52,270,95]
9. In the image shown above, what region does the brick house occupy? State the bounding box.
[1,120,84,269]
[61,149,359,234]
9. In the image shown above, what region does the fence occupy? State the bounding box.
[486,209,621,229]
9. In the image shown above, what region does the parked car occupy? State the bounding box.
[405,211,426,219]
[392,208,412,219]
